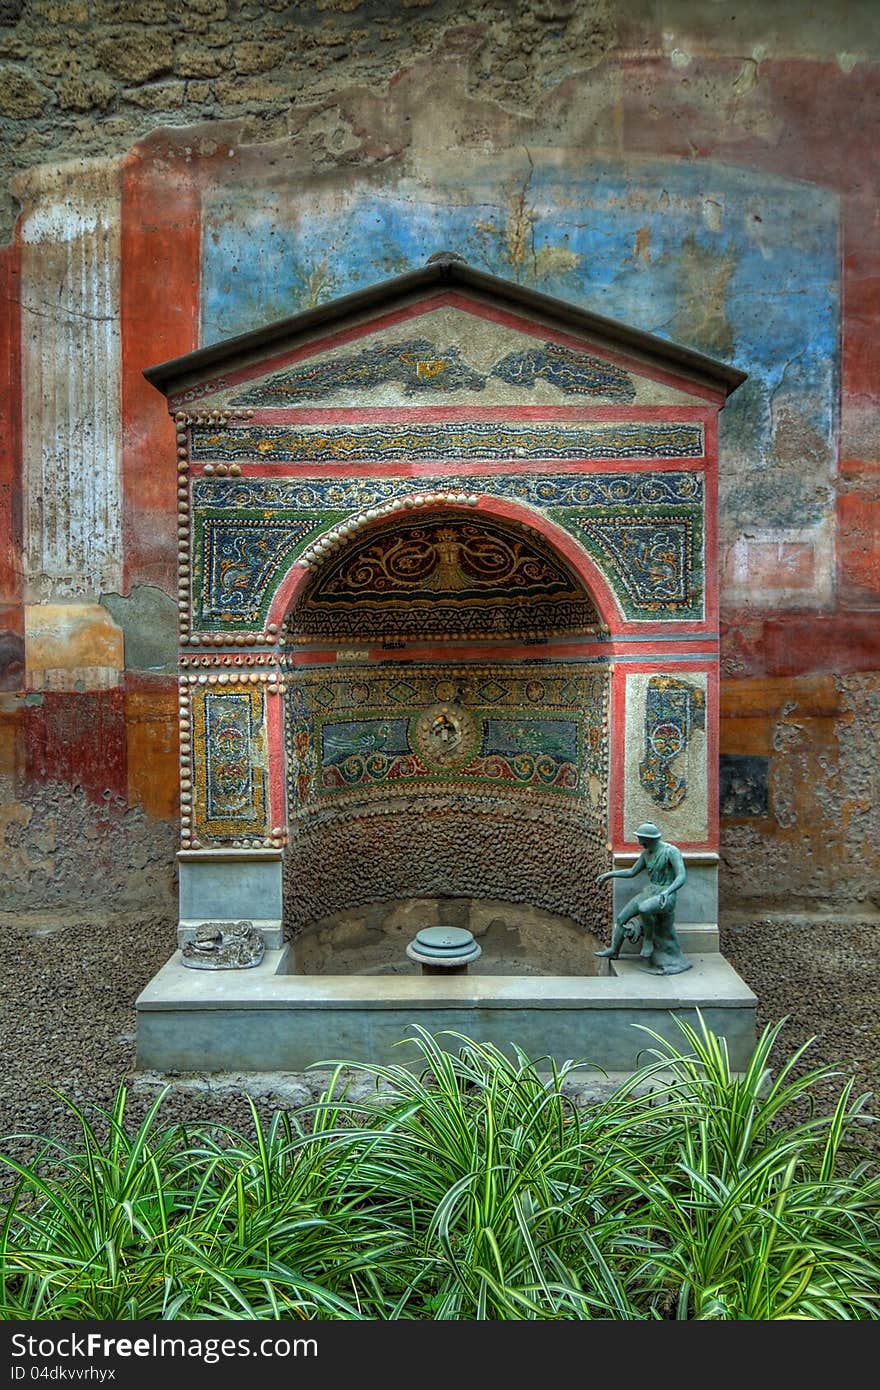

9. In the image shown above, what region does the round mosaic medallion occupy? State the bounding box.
[649,720,685,759]
[411,702,478,767]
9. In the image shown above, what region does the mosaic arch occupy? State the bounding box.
[284,506,603,644]
[276,498,616,931]
[191,475,702,638]
[265,494,625,636]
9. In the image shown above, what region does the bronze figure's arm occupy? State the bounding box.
[596,852,645,886]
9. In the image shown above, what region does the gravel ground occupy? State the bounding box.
[0,905,878,1163]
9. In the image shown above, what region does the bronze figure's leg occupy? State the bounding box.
[595,896,643,959]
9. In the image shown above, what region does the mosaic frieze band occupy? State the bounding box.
[287,663,609,821]
[189,472,704,628]
[190,421,704,464]
[192,471,703,511]
[230,338,638,405]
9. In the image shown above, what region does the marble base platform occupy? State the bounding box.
[135,946,757,1075]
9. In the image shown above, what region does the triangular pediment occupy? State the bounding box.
[145,257,745,412]
[221,304,702,410]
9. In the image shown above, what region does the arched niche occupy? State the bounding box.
[280,500,613,936]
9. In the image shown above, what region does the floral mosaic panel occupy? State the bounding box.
[192,511,333,630]
[639,675,707,810]
[190,682,269,841]
[567,510,703,617]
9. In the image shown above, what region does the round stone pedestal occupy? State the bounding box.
[406,926,482,975]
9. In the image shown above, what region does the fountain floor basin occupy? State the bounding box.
[135,944,757,1074]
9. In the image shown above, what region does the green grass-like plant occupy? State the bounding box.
[1,1016,877,1320]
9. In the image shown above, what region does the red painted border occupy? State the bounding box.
[0,239,22,609]
[200,456,707,480]
[285,643,606,666]
[284,639,718,666]
[241,403,711,426]
[122,150,201,589]
[266,686,287,832]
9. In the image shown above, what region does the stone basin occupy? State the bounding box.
[136,946,757,1075]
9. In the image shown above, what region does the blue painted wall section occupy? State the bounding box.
[201,159,838,524]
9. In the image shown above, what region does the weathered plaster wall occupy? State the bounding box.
[2,1,879,911]
[0,777,178,912]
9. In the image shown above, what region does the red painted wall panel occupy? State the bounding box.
[24,690,127,803]
[120,149,201,592]
[838,489,880,604]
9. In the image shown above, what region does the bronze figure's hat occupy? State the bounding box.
[633,822,662,839]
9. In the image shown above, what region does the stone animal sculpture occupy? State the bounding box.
[181,920,265,970]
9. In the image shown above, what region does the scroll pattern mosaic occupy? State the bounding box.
[231,338,636,405]
[197,517,321,623]
[287,663,609,820]
[190,421,703,464]
[190,472,704,628]
[191,683,269,841]
[569,513,702,616]
[289,514,600,642]
[639,675,706,809]
[193,472,703,511]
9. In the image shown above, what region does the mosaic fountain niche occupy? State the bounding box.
[283,502,613,980]
[136,253,757,1074]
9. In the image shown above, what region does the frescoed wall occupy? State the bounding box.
[200,162,838,589]
[1,3,878,915]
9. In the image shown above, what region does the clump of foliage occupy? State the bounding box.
[1,1017,877,1320]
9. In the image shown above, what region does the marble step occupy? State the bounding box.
[612,921,719,955]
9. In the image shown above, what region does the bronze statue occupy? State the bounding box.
[595,822,692,975]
